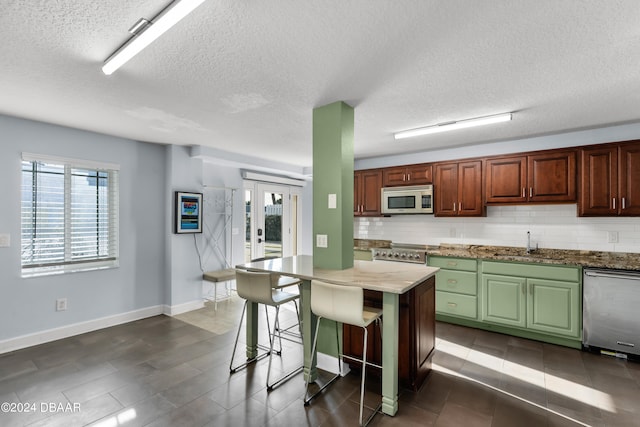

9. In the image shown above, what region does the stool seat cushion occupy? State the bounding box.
[203,268,236,282]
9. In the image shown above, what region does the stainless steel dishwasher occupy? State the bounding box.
[583,268,640,357]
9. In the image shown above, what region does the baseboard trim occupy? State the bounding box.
[0,305,165,355]
[164,299,205,316]
[317,352,350,376]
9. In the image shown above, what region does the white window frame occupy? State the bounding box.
[21,153,120,277]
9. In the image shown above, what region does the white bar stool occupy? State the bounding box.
[230,269,303,390]
[304,279,383,426]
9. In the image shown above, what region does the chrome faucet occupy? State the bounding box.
[526,231,538,254]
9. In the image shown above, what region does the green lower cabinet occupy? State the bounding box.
[481,274,527,328]
[433,256,582,349]
[480,260,582,342]
[527,278,580,338]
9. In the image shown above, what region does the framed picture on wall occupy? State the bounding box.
[174,191,203,234]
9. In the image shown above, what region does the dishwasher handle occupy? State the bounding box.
[584,269,640,281]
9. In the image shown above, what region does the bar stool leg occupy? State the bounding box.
[359,326,368,426]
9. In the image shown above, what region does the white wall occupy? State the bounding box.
[355,205,640,253]
[355,122,640,254]
[0,115,167,346]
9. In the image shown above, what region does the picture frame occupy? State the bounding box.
[174,191,203,234]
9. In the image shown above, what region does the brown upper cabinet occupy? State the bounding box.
[485,150,577,204]
[354,169,383,216]
[382,163,432,187]
[434,160,484,216]
[579,140,640,216]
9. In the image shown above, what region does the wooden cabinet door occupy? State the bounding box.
[527,278,580,338]
[383,164,432,186]
[457,160,484,216]
[485,156,527,203]
[406,163,433,185]
[360,170,382,216]
[354,170,382,216]
[354,172,362,216]
[481,274,527,328]
[412,278,435,389]
[434,163,458,216]
[528,150,576,203]
[579,146,618,216]
[382,166,409,187]
[619,141,640,216]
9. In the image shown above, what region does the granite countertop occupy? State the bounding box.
[427,244,640,271]
[238,255,439,294]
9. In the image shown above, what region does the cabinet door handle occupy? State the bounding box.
[529,187,533,198]
[446,261,458,267]
[622,197,626,209]
[403,173,406,182]
[447,302,458,308]
[407,173,411,181]
[453,202,457,212]
[613,198,616,210]
[522,188,525,198]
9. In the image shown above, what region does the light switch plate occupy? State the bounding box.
[0,233,10,247]
[316,234,328,248]
[328,194,337,209]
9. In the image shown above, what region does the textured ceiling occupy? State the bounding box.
[1,0,640,167]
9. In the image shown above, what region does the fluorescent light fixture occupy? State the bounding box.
[394,113,513,140]
[102,0,207,75]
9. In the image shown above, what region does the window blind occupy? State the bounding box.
[21,156,119,274]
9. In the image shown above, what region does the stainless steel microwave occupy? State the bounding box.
[381,185,433,214]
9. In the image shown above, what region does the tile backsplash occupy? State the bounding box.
[354,204,640,253]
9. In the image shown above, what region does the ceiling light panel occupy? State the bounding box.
[102,0,207,75]
[394,113,513,140]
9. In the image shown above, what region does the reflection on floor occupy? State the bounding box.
[1,294,639,426]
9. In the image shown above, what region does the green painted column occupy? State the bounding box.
[312,101,354,269]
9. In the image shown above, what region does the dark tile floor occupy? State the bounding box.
[1,297,639,426]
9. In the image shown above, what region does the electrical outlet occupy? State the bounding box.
[0,233,9,247]
[607,231,619,243]
[56,298,67,311]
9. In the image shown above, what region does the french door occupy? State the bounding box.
[244,182,301,262]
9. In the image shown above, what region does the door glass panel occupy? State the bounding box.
[244,189,252,262]
[264,191,283,258]
[291,194,298,256]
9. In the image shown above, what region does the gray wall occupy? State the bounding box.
[0,114,315,346]
[0,115,166,341]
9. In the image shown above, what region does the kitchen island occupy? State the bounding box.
[236,255,439,416]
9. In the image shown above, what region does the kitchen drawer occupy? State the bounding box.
[436,270,477,296]
[436,291,477,319]
[429,256,477,272]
